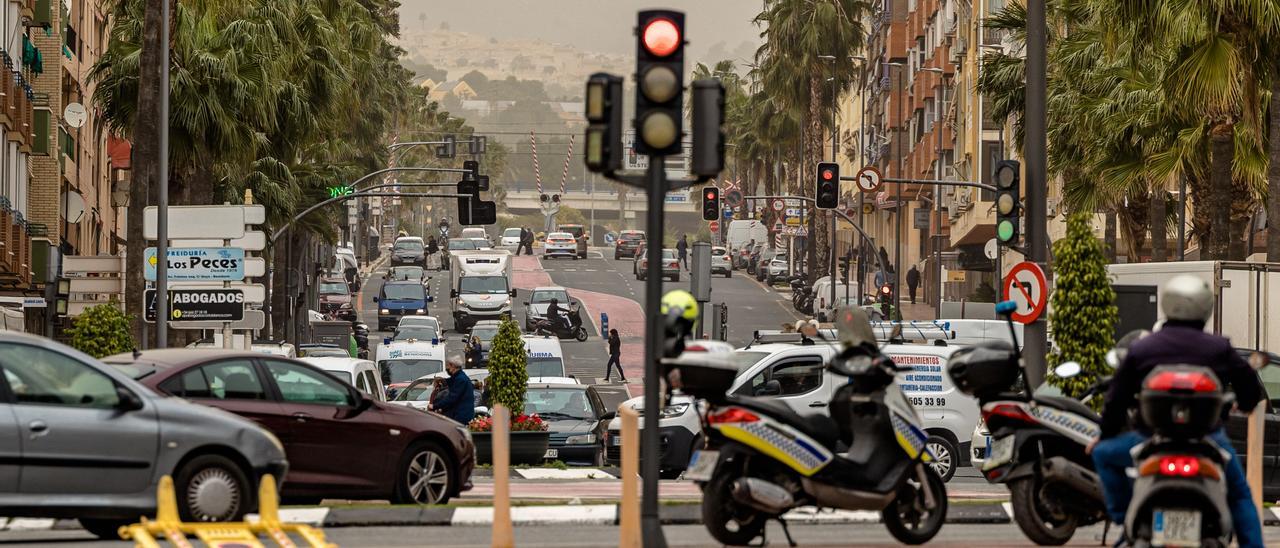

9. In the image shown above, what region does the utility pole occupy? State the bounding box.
[1024,0,1049,386]
[922,66,946,313]
[155,0,171,348]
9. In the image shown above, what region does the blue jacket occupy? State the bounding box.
[1100,321,1262,438]
[433,369,475,424]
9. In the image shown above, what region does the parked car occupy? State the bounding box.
[524,383,611,465]
[614,230,645,260]
[557,224,589,258]
[318,277,356,321]
[105,350,475,506]
[543,232,578,259]
[637,248,679,282]
[459,227,489,245]
[710,246,733,278]
[297,343,351,358]
[0,332,288,537]
[303,357,386,402]
[462,320,503,368]
[500,228,523,249]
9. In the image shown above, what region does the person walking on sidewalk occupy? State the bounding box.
[519,227,534,256]
[677,235,689,270]
[604,329,626,382]
[906,265,921,304]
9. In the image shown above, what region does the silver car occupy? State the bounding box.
[710,246,733,278]
[0,332,288,538]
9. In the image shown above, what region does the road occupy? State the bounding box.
[6,522,1277,547]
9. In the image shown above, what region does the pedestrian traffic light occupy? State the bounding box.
[634,10,685,156]
[702,186,720,221]
[436,135,456,159]
[468,135,486,156]
[816,162,840,209]
[584,73,624,173]
[838,256,851,279]
[690,79,725,177]
[994,160,1021,244]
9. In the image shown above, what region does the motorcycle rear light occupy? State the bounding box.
[1145,370,1218,392]
[981,402,1036,424]
[707,407,760,424]
[1137,455,1220,480]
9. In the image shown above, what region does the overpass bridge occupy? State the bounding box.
[503,188,697,215]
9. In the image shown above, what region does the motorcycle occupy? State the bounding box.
[674,308,948,546]
[1122,365,1234,547]
[532,304,589,342]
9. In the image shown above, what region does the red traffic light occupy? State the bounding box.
[705,189,717,200]
[642,18,681,57]
[821,168,834,181]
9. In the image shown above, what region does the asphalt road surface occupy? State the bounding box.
[5,522,1277,547]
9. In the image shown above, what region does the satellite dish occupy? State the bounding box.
[61,192,86,224]
[63,102,87,128]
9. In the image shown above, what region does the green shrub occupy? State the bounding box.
[1047,212,1117,403]
[485,317,528,415]
[65,300,135,358]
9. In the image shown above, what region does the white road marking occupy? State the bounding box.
[247,507,331,525]
[515,468,616,480]
[450,504,617,526]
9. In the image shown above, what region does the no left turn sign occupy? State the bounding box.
[855,166,883,193]
[1002,261,1048,324]
[772,199,786,212]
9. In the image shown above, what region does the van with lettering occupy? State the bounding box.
[375,338,447,396]
[521,335,574,383]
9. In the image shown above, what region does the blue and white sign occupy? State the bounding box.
[145,247,246,282]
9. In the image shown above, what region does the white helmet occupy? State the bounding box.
[1160,275,1214,322]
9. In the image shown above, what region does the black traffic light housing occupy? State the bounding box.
[436,135,457,159]
[702,186,720,221]
[584,73,624,173]
[994,160,1021,244]
[634,10,685,156]
[690,79,725,177]
[456,161,496,225]
[816,162,840,209]
[468,135,487,156]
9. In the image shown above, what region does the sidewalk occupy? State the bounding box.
[900,302,936,321]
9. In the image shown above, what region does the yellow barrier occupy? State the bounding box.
[119,474,335,548]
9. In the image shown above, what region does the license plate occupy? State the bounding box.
[1152,508,1201,547]
[612,434,624,446]
[983,436,992,458]
[544,449,558,459]
[684,450,719,481]
[982,436,1015,471]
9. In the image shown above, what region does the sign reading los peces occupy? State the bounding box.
[145,247,246,281]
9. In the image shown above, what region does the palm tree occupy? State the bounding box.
[754,0,870,281]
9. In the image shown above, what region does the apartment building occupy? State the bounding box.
[0,1,44,293]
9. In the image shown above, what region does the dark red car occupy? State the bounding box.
[104,349,474,505]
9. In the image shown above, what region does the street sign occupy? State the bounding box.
[947,270,967,282]
[708,220,719,232]
[913,208,930,230]
[984,238,999,260]
[779,226,809,236]
[144,205,265,240]
[1002,261,1048,324]
[169,310,266,331]
[725,189,743,208]
[855,166,883,193]
[168,282,266,303]
[145,247,246,282]
[862,202,875,214]
[772,199,785,212]
[145,288,246,322]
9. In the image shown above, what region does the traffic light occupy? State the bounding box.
[690,79,725,177]
[816,162,840,209]
[54,277,69,317]
[838,256,851,280]
[584,73,624,173]
[456,164,495,226]
[994,160,1021,244]
[702,186,720,221]
[436,135,456,159]
[634,10,685,156]
[468,135,487,156]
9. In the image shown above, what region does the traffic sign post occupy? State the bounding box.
[1002,261,1048,324]
[145,289,246,322]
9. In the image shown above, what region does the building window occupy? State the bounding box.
[980,141,1001,201]
[32,109,50,155]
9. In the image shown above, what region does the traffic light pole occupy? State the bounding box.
[1025,0,1050,388]
[745,194,891,289]
[641,158,667,547]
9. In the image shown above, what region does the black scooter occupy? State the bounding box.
[532,304,589,342]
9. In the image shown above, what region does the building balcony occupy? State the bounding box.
[0,200,34,286]
[0,66,32,149]
[947,187,996,248]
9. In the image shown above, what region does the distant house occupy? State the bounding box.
[460,100,515,117]
[546,102,586,125]
[427,79,478,102]
[418,78,438,90]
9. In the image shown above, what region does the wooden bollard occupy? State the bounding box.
[492,405,513,548]
[618,404,641,548]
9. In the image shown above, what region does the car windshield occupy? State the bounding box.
[303,348,350,358]
[379,359,444,384]
[472,326,500,342]
[394,240,423,252]
[399,317,437,328]
[524,387,594,420]
[394,380,435,402]
[662,249,676,259]
[503,228,522,238]
[527,357,565,378]
[712,248,728,256]
[319,282,348,295]
[324,370,354,383]
[530,289,569,303]
[559,226,584,237]
[620,232,644,241]
[548,233,572,240]
[106,361,161,380]
[390,267,423,280]
[382,284,425,300]
[729,351,770,371]
[448,239,477,250]
[393,326,439,341]
[460,276,509,294]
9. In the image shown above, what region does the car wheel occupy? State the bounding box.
[175,454,251,522]
[615,252,621,260]
[395,441,454,505]
[925,435,958,483]
[78,519,130,540]
[726,270,733,278]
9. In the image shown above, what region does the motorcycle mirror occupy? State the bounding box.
[834,306,876,348]
[995,300,1017,316]
[1053,361,1082,378]
[1104,349,1121,369]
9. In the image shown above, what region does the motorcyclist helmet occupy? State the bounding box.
[1160,274,1213,323]
[660,290,699,322]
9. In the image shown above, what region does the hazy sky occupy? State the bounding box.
[397,1,764,62]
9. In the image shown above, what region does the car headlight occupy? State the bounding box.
[503,299,512,308]
[340,303,353,310]
[380,308,390,314]
[456,425,473,443]
[565,433,597,445]
[417,308,426,314]
[659,403,690,418]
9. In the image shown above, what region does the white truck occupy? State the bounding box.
[1107,261,1280,351]
[725,220,767,253]
[449,249,515,331]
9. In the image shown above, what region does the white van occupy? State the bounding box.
[522,335,574,383]
[303,357,385,401]
[375,339,447,389]
[725,220,767,252]
[459,227,489,244]
[450,250,515,331]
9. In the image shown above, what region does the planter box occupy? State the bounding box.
[471,431,551,465]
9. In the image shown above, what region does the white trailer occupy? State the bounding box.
[1106,261,1280,352]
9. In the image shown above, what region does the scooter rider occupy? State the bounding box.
[546,298,569,331]
[1087,275,1264,548]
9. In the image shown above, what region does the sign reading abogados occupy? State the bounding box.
[145,289,246,322]
[145,247,246,281]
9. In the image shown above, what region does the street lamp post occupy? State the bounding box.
[851,55,867,297]
[922,66,947,313]
[884,62,905,317]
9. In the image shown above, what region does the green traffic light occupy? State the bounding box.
[997,220,1015,242]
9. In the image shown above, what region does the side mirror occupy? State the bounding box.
[1053,361,1082,379]
[427,296,434,303]
[116,385,144,411]
[510,289,518,298]
[450,290,458,298]
[757,379,782,397]
[599,411,617,422]
[522,301,530,307]
[373,296,379,303]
